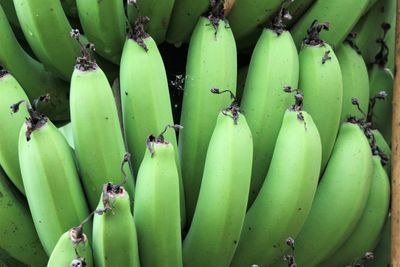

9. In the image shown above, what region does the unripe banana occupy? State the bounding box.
[47,226,93,267]
[230,107,322,267]
[336,39,369,122]
[0,167,48,267]
[319,154,390,267]
[240,13,299,204]
[58,122,75,150]
[369,64,393,145]
[76,0,125,64]
[227,0,282,49]
[134,130,182,267]
[372,129,391,175]
[165,0,208,46]
[178,5,237,222]
[127,0,175,44]
[70,41,135,210]
[364,214,391,267]
[13,0,81,81]
[0,70,29,194]
[0,4,69,121]
[298,23,343,170]
[279,122,373,267]
[17,98,91,255]
[92,183,140,267]
[0,0,24,40]
[183,104,252,267]
[291,0,370,49]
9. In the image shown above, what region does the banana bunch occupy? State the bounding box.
[0,0,395,266]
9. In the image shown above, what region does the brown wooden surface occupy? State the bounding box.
[392,0,400,265]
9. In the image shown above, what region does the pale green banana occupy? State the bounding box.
[183,107,253,267]
[165,0,208,46]
[47,227,93,267]
[279,122,373,267]
[13,0,81,81]
[365,214,391,267]
[298,25,343,170]
[70,51,135,210]
[0,70,29,194]
[227,0,282,49]
[92,184,140,267]
[240,21,299,205]
[0,4,69,121]
[291,0,370,50]
[134,132,182,267]
[0,167,48,267]
[76,0,126,64]
[369,64,393,145]
[230,109,322,267]
[336,40,369,122]
[319,155,390,267]
[58,122,74,150]
[17,100,90,255]
[127,0,176,44]
[178,11,237,222]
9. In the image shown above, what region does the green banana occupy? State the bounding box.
[134,129,182,267]
[183,99,253,267]
[0,167,48,267]
[319,154,390,267]
[364,0,380,12]
[165,0,208,46]
[298,22,343,170]
[58,122,75,150]
[0,4,69,121]
[178,5,237,223]
[92,183,140,267]
[372,129,391,175]
[279,121,373,267]
[336,39,369,122]
[0,70,29,194]
[0,0,25,40]
[70,40,135,210]
[240,11,299,204]
[286,0,316,28]
[368,62,393,145]
[76,0,126,64]
[291,0,370,50]
[127,0,176,44]
[365,214,391,267]
[47,226,93,267]
[353,0,396,70]
[227,0,283,49]
[230,106,322,267]
[16,97,91,255]
[13,0,81,81]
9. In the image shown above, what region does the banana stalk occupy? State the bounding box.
[178,4,237,222]
[134,129,182,267]
[183,97,253,267]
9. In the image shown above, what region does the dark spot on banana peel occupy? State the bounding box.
[322,50,331,64]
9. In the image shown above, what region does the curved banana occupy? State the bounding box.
[281,121,373,267]
[92,183,140,267]
[127,0,176,44]
[0,70,29,194]
[0,0,25,40]
[13,0,81,81]
[134,130,182,267]
[230,108,322,267]
[336,39,369,122]
[76,0,126,64]
[319,154,390,267]
[298,22,343,170]
[227,0,282,49]
[70,44,135,210]
[47,226,93,267]
[0,167,48,267]
[291,0,370,50]
[0,4,69,121]
[364,214,391,267]
[17,98,91,255]
[353,0,396,69]
[240,13,299,205]
[183,103,253,267]
[178,5,237,223]
[369,64,393,145]
[165,0,208,46]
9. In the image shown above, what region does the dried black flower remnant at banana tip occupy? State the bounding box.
[210,88,240,124]
[303,20,330,47]
[146,125,183,157]
[70,29,97,71]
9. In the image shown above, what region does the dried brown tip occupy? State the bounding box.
[128,16,150,51]
[303,20,329,46]
[71,29,97,71]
